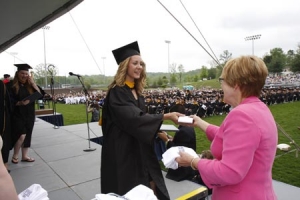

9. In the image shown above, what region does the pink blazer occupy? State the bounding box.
[198,96,278,200]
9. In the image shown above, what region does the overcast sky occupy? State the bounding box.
[1,0,300,78]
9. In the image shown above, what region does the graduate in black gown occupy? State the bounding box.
[11,64,41,164]
[0,80,13,172]
[101,41,182,200]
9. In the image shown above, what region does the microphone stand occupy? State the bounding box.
[50,72,59,129]
[76,75,96,152]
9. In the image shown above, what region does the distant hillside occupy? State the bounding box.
[146,69,201,77]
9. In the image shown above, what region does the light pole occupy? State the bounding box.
[165,40,171,82]
[101,57,106,85]
[42,25,50,88]
[245,34,261,55]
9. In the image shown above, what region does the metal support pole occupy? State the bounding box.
[165,40,171,83]
[245,34,261,55]
[42,26,50,88]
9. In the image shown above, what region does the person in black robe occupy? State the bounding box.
[101,41,182,200]
[0,80,13,172]
[10,64,41,164]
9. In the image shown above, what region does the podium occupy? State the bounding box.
[35,109,53,115]
[36,112,64,126]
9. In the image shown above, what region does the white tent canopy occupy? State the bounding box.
[0,0,83,53]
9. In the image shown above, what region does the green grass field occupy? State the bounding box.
[54,101,300,187]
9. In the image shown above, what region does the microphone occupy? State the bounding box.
[48,64,55,74]
[69,72,81,77]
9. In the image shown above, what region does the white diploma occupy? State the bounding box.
[178,116,193,124]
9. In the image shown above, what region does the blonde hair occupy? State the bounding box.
[12,71,34,95]
[221,55,268,97]
[108,56,146,95]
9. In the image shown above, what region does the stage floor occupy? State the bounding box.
[7,119,300,200]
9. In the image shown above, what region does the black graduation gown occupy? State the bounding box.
[0,81,5,136]
[101,85,170,200]
[11,83,36,147]
[0,81,13,163]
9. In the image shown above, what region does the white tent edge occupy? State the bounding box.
[0,0,83,54]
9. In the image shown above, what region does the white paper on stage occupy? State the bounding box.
[18,184,49,200]
[160,124,178,131]
[92,184,156,200]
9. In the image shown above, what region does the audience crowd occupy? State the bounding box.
[34,73,300,119]
[49,86,300,119]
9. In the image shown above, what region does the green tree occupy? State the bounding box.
[177,64,184,83]
[170,73,177,86]
[290,54,300,72]
[152,80,158,88]
[157,77,163,86]
[263,54,272,67]
[219,50,232,65]
[199,66,208,80]
[193,75,199,82]
[286,50,295,67]
[169,63,177,86]
[33,63,58,86]
[215,65,223,79]
[272,61,283,73]
[207,67,217,79]
[146,77,151,87]
[84,81,91,90]
[184,75,192,83]
[263,48,286,73]
[290,45,300,72]
[162,76,168,88]
[170,63,177,74]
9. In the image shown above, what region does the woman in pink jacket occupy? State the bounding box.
[176,55,278,200]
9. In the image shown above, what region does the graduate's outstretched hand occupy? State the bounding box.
[182,115,210,132]
[163,112,184,124]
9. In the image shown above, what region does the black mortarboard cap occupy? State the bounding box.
[4,74,10,78]
[14,63,32,71]
[112,41,140,65]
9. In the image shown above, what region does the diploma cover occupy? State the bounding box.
[22,91,43,104]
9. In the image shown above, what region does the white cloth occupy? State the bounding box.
[124,184,157,200]
[277,143,291,151]
[93,194,122,200]
[162,146,198,169]
[92,184,157,200]
[18,184,49,200]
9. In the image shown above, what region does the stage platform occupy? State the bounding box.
[7,120,300,200]
[36,112,64,126]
